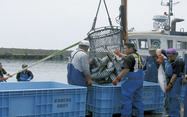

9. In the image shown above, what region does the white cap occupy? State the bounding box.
[79,40,90,47]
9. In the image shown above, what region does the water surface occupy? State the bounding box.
[0,59,68,83]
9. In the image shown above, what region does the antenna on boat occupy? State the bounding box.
[161,0,180,30]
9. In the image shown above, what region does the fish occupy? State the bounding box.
[107,61,113,69]
[91,66,101,74]
[110,73,116,81]
[158,64,167,92]
[90,57,101,68]
[100,56,109,67]
[90,53,123,84]
[91,67,115,79]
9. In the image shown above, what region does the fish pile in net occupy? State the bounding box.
[89,53,124,84]
[87,26,124,84]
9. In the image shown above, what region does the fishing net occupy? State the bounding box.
[88,26,123,58]
[87,26,124,85]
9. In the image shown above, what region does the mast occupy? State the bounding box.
[168,0,173,29]
[161,0,180,31]
[120,0,128,44]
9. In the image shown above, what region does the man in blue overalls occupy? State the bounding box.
[112,42,144,117]
[16,64,34,81]
[143,45,164,83]
[67,40,93,86]
[156,48,184,117]
[182,75,187,117]
[0,62,12,82]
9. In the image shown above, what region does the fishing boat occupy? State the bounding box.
[127,0,187,60]
[133,1,187,58]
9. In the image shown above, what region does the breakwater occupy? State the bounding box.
[0,48,72,60]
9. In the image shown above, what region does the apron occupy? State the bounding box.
[67,51,88,86]
[165,55,183,117]
[120,53,144,117]
[144,56,159,83]
[19,72,31,81]
[184,84,187,117]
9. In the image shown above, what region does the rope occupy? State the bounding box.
[91,0,113,30]
[7,41,81,79]
[103,0,112,27]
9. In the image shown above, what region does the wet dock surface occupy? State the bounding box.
[86,106,184,117]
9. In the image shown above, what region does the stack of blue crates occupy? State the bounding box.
[0,81,87,117]
[87,81,164,117]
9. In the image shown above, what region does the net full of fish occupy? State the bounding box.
[90,53,123,84]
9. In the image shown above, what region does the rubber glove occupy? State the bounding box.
[165,82,173,92]
[114,49,122,57]
[156,55,163,64]
[86,76,93,86]
[1,77,8,81]
[112,75,122,85]
[88,61,92,64]
[7,73,12,77]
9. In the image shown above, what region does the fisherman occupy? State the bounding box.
[0,62,12,82]
[67,40,93,86]
[143,45,164,83]
[182,75,187,117]
[112,42,144,117]
[16,64,34,81]
[156,48,184,117]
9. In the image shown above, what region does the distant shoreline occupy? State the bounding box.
[0,47,72,60]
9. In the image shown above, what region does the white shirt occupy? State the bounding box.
[70,48,91,76]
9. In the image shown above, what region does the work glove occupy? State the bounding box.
[156,55,163,64]
[1,77,8,81]
[86,76,93,86]
[88,61,92,64]
[114,49,122,57]
[165,82,173,92]
[112,75,122,85]
[7,73,12,77]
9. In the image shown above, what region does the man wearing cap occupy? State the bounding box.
[156,48,185,117]
[0,62,12,82]
[67,40,93,86]
[16,64,34,81]
[143,45,164,83]
[113,42,144,117]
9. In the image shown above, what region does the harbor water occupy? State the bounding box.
[0,59,69,83]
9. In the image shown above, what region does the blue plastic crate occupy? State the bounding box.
[0,81,87,117]
[87,81,164,117]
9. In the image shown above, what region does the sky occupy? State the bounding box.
[0,0,187,50]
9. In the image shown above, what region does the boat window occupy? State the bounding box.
[167,40,173,48]
[151,39,160,49]
[182,42,187,49]
[129,39,137,49]
[177,41,187,49]
[138,39,148,50]
[177,41,182,50]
